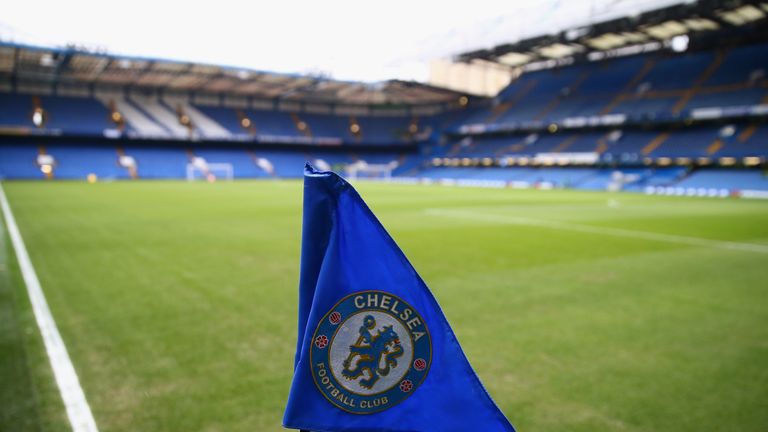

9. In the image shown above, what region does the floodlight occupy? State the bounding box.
[670,35,689,52]
[40,53,55,67]
[32,109,44,127]
[719,125,735,138]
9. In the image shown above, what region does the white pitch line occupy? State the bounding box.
[425,208,768,254]
[0,184,99,432]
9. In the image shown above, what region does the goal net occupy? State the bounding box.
[186,158,234,182]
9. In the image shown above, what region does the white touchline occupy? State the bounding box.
[0,184,99,432]
[425,208,768,254]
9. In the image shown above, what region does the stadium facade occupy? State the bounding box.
[0,0,766,197]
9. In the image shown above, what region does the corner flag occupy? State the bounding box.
[283,164,515,432]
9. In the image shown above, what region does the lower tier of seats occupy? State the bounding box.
[1,141,765,195]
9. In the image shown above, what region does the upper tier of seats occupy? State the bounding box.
[462,42,768,127]
[2,43,765,141]
[0,93,429,146]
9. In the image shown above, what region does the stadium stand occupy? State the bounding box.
[95,95,169,137]
[40,95,112,135]
[675,168,768,190]
[173,100,233,139]
[191,148,270,178]
[1,1,766,195]
[47,143,131,180]
[0,93,34,128]
[0,142,41,179]
[239,109,304,139]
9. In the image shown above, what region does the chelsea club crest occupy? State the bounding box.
[310,290,432,414]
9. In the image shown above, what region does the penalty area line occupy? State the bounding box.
[0,183,99,432]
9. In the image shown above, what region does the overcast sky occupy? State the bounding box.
[0,0,681,82]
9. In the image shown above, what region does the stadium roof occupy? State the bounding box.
[456,0,768,69]
[0,42,470,106]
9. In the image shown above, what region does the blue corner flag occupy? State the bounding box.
[283,164,515,432]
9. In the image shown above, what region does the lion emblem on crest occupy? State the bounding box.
[341,315,404,389]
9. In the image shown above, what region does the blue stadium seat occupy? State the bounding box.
[0,93,34,128]
[705,44,768,86]
[641,51,715,91]
[46,143,128,179]
[676,169,768,190]
[0,143,42,179]
[41,96,112,135]
[122,146,189,179]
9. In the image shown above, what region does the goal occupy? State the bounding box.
[186,159,234,182]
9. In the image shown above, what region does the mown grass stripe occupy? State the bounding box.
[425,208,768,254]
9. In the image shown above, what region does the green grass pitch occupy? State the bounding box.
[1,180,767,432]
